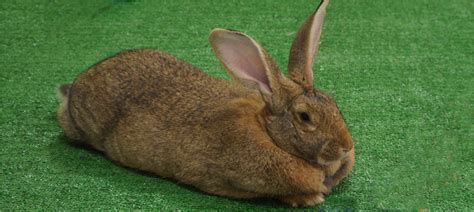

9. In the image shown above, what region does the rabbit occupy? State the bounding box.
[56,0,354,207]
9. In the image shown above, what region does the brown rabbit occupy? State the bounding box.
[57,0,354,207]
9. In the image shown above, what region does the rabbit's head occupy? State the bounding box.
[210,0,352,165]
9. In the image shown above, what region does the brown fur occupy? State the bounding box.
[56,0,354,207]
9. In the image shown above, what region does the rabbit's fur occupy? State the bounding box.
[57,0,354,207]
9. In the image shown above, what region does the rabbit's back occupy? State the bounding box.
[68,48,246,150]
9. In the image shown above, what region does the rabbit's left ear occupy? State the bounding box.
[209,28,282,95]
[288,0,329,89]
[210,28,302,113]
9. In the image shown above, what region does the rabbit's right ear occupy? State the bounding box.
[288,0,329,89]
[209,28,281,95]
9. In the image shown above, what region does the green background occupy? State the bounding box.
[1,0,472,210]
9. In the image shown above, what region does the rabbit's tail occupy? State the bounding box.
[56,83,82,141]
[58,83,71,97]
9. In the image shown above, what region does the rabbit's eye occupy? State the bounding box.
[298,112,311,123]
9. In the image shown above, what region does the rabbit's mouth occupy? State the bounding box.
[316,157,336,166]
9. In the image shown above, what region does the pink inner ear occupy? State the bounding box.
[214,33,271,93]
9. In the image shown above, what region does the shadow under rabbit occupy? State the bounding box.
[48,134,357,209]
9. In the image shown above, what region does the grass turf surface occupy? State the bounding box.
[1,0,473,210]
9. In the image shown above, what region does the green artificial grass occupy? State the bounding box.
[1,0,472,210]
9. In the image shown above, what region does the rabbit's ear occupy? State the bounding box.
[288,0,329,89]
[209,28,281,95]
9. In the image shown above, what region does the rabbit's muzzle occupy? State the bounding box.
[317,130,353,166]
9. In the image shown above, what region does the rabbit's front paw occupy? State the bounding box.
[280,193,324,207]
